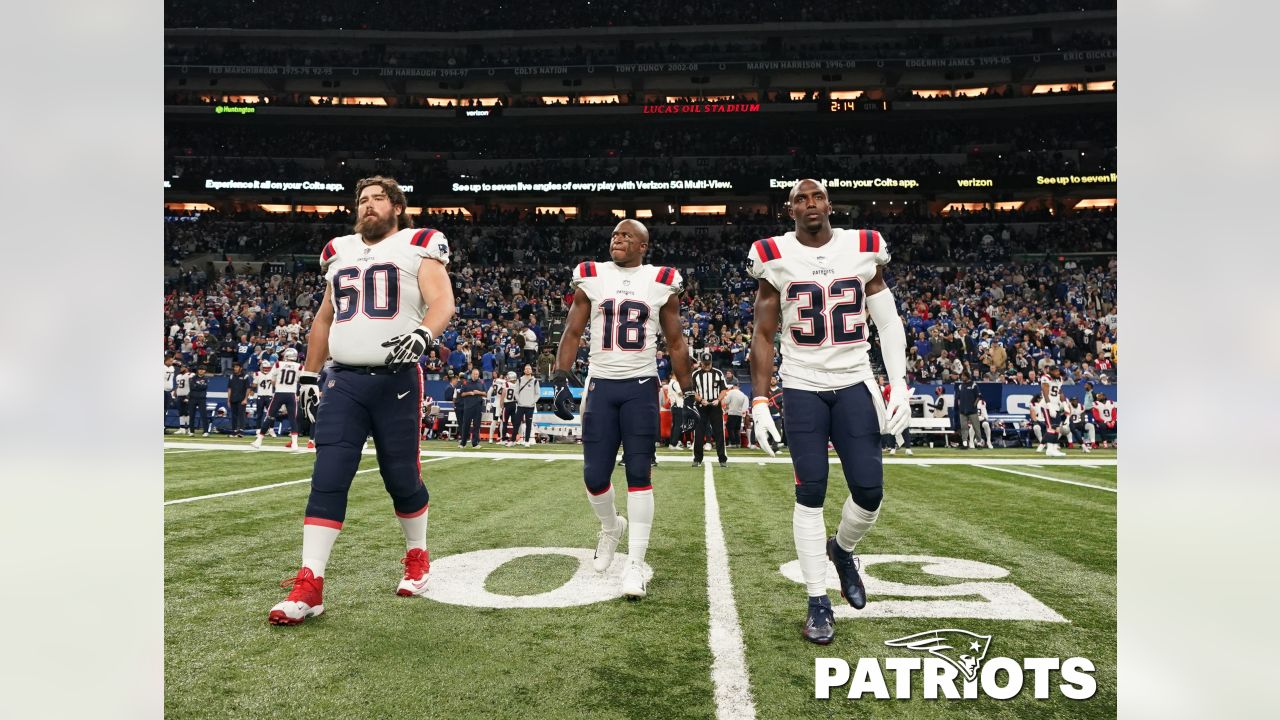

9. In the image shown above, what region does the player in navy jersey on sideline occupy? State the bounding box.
[552,219,695,599]
[268,176,455,626]
[748,179,911,644]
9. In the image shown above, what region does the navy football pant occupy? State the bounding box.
[305,366,428,525]
[260,394,298,434]
[582,376,659,495]
[782,382,884,512]
[189,395,209,433]
[510,406,534,442]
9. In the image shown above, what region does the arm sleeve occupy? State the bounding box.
[866,287,907,385]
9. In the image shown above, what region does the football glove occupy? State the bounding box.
[381,327,432,372]
[750,398,781,457]
[883,382,912,436]
[681,391,701,433]
[552,369,577,420]
[298,371,320,424]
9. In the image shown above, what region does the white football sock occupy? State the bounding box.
[835,495,880,553]
[793,503,828,597]
[627,488,654,566]
[397,506,429,551]
[301,521,341,577]
[587,487,621,532]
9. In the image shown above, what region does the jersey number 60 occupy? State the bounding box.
[333,263,400,322]
[785,277,867,346]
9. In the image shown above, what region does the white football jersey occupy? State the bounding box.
[174,372,192,397]
[321,227,451,366]
[254,370,275,396]
[1042,378,1065,412]
[270,360,302,395]
[1095,401,1117,424]
[488,378,508,407]
[748,228,890,391]
[164,364,175,392]
[571,261,682,380]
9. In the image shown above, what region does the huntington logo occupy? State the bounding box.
[884,629,990,682]
[815,628,1096,701]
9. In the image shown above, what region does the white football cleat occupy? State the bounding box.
[250,435,262,449]
[888,448,896,455]
[593,516,627,572]
[1035,444,1046,453]
[1046,445,1066,457]
[905,448,914,456]
[1082,444,1091,453]
[202,431,209,437]
[621,561,647,599]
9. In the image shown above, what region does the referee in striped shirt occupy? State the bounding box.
[691,353,729,468]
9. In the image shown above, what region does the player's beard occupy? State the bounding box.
[356,210,397,240]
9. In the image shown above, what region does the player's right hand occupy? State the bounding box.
[750,398,781,457]
[552,370,577,420]
[299,371,320,423]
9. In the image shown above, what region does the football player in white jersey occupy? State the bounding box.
[1041,363,1065,416]
[173,364,193,434]
[487,372,509,444]
[747,179,911,645]
[1066,396,1094,452]
[252,363,275,430]
[1091,392,1118,447]
[164,356,177,432]
[551,219,695,599]
[268,176,455,626]
[251,348,304,450]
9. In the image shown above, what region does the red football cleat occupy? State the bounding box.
[396,548,431,597]
[268,567,324,625]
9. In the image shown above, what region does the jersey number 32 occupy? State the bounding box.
[785,278,867,346]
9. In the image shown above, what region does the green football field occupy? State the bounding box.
[165,437,1116,719]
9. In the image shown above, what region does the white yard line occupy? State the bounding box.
[973,464,1117,493]
[703,462,757,720]
[162,442,1116,467]
[164,457,450,506]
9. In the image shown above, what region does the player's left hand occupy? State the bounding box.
[382,328,432,371]
[750,398,781,456]
[298,371,320,423]
[883,382,913,436]
[552,370,577,420]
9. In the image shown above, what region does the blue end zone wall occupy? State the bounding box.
[167,378,1115,427]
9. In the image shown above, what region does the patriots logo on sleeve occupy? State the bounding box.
[437,243,449,255]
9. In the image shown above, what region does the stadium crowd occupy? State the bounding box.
[166,0,1116,32]
[164,216,1117,390]
[164,30,1115,69]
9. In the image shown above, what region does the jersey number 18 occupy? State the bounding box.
[599,299,649,351]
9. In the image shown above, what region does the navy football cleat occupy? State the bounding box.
[827,537,867,609]
[802,596,835,645]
